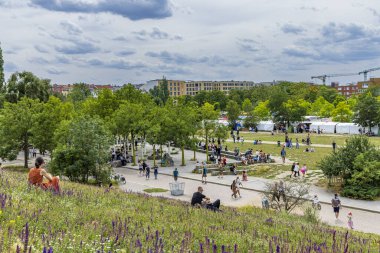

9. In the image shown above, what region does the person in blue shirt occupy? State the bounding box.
[280,147,286,163]
[173,168,179,181]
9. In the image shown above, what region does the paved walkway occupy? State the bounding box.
[115,167,380,235]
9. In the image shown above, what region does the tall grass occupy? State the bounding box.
[0,171,378,252]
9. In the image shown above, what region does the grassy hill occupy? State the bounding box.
[0,170,379,252]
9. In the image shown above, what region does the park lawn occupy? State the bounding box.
[224,142,332,169]
[238,132,380,147]
[0,170,379,252]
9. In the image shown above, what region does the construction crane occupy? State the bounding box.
[311,73,358,85]
[358,67,380,81]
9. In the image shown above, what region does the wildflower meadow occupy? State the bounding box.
[0,170,379,252]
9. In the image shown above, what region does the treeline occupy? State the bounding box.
[0,71,379,188]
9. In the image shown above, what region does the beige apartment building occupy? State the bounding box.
[147,79,257,96]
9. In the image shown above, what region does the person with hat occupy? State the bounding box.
[347,212,354,229]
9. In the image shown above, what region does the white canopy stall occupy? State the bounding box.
[309,122,337,134]
[335,123,361,134]
[256,121,275,131]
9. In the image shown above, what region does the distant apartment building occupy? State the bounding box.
[334,83,359,97]
[144,79,261,96]
[333,78,380,97]
[357,78,380,94]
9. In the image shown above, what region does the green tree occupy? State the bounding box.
[353,92,380,132]
[116,84,150,104]
[199,102,219,161]
[67,83,92,104]
[0,98,40,168]
[310,96,334,118]
[331,101,352,122]
[253,100,271,121]
[283,99,310,125]
[50,116,112,183]
[226,100,240,129]
[5,71,51,103]
[318,136,379,199]
[0,43,4,90]
[149,77,169,105]
[82,89,119,121]
[30,96,73,155]
[242,98,253,113]
[112,102,145,165]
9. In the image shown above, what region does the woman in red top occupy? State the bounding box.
[28,157,60,193]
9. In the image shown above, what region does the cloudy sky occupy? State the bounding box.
[1,0,380,85]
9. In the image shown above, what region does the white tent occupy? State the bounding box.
[309,122,337,134]
[256,121,275,131]
[217,119,229,127]
[371,126,379,135]
[335,123,361,134]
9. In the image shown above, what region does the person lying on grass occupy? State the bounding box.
[28,157,60,193]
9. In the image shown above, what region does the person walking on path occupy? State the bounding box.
[300,164,307,177]
[145,166,150,180]
[153,165,158,180]
[235,176,242,198]
[293,162,300,177]
[280,147,286,163]
[295,138,300,149]
[347,212,354,229]
[173,168,179,181]
[331,193,341,219]
[202,163,208,184]
[332,140,336,153]
[289,162,295,178]
[231,180,237,199]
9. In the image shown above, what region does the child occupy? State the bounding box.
[300,164,307,177]
[242,170,248,181]
[347,212,354,229]
[153,166,158,180]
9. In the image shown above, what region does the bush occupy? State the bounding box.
[303,206,320,224]
[341,185,380,200]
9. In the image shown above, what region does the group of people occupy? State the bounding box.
[138,160,159,180]
[289,162,307,178]
[240,149,272,165]
[230,176,243,198]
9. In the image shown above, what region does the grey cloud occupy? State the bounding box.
[30,0,172,20]
[133,27,182,41]
[321,22,367,43]
[115,50,135,57]
[112,35,129,42]
[34,45,50,53]
[55,41,100,54]
[281,24,305,35]
[60,20,82,35]
[55,55,71,64]
[283,22,380,63]
[86,58,146,69]
[236,38,262,52]
[145,51,204,65]
[29,56,50,64]
[47,67,67,75]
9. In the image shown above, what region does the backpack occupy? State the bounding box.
[332,198,340,207]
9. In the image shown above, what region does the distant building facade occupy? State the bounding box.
[333,78,380,97]
[144,79,267,96]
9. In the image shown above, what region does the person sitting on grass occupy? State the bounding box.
[28,157,60,193]
[191,186,220,211]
